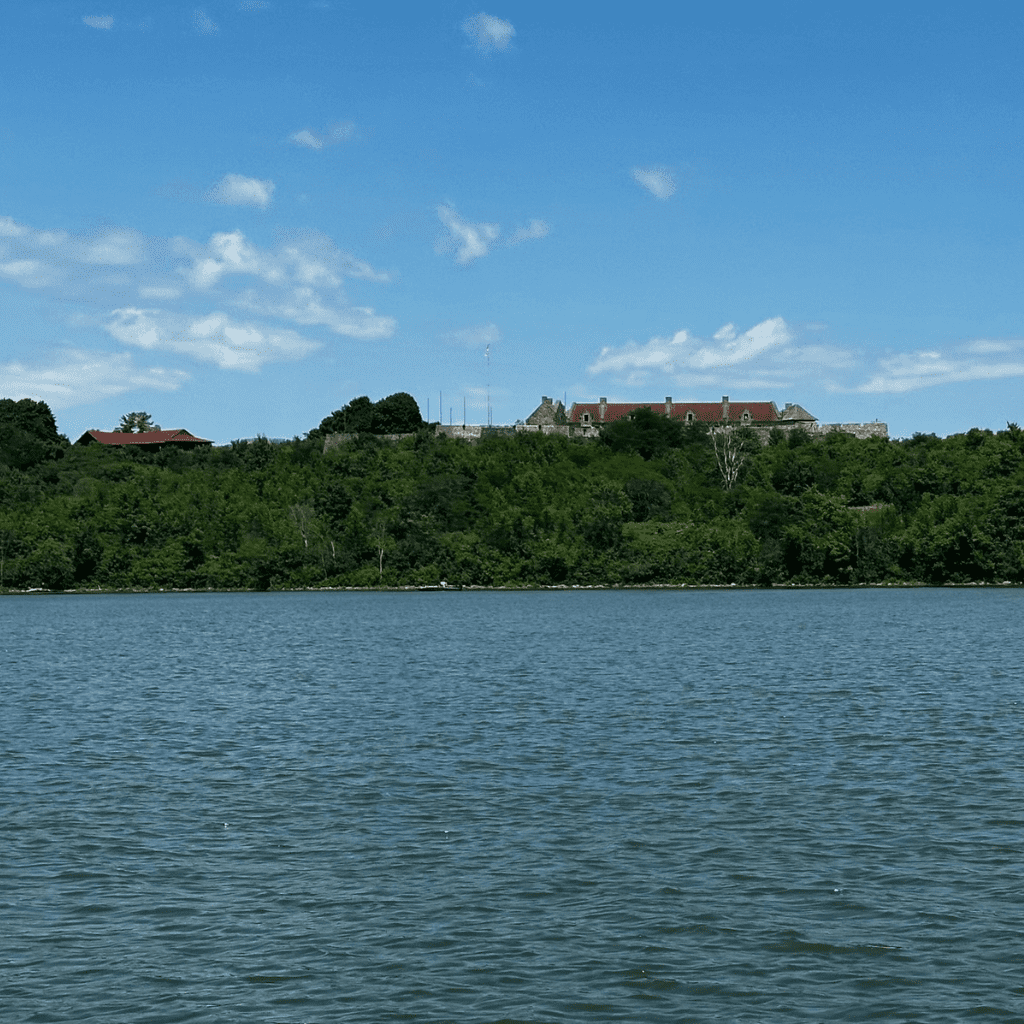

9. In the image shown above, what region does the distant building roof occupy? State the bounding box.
[525,395,566,426]
[567,396,793,426]
[75,429,213,448]
[779,403,816,422]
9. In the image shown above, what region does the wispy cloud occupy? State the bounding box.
[0,218,148,289]
[235,288,395,339]
[105,308,320,372]
[206,174,275,208]
[0,349,187,410]
[0,259,57,288]
[193,8,218,33]
[173,230,394,339]
[175,229,389,290]
[82,15,114,30]
[856,346,1024,394]
[288,121,354,150]
[590,317,794,380]
[238,1,271,9]
[462,12,515,54]
[588,316,1024,396]
[508,218,549,245]
[436,205,547,264]
[436,205,500,264]
[632,166,676,200]
[0,213,397,382]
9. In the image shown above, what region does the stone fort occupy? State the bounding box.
[324,395,887,448]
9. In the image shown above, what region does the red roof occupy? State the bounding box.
[76,429,213,447]
[568,400,780,425]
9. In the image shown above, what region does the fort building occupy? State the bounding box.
[565,396,887,441]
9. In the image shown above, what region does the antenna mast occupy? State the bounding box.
[485,344,491,425]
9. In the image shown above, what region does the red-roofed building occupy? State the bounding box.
[74,429,213,450]
[568,396,795,427]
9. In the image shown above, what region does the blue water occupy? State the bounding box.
[2,588,1023,1022]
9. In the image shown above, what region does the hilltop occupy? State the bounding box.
[1,397,1022,590]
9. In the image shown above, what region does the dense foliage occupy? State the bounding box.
[0,398,68,472]
[2,401,1024,590]
[310,392,423,437]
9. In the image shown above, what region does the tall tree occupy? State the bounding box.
[373,392,423,433]
[117,412,159,433]
[0,398,68,469]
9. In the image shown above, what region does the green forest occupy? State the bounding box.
[2,396,1024,591]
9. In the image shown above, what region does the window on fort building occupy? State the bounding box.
[686,411,694,423]
[742,411,751,423]
[582,413,590,423]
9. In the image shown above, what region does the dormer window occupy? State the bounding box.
[686,411,695,423]
[742,410,751,424]
[582,413,591,424]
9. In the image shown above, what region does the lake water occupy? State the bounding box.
[2,588,1023,1023]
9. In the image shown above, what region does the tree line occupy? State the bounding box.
[1,396,1023,590]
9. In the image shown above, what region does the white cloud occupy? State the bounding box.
[82,15,113,29]
[0,216,28,238]
[235,287,395,339]
[0,215,396,368]
[588,313,1024,396]
[632,166,676,200]
[966,340,1014,354]
[0,349,187,410]
[288,121,354,150]
[239,1,270,9]
[436,207,548,262]
[178,230,277,289]
[194,8,218,33]
[105,307,320,371]
[0,259,56,288]
[81,228,146,265]
[590,317,794,378]
[508,218,549,245]
[437,204,499,264]
[289,129,323,150]
[176,229,388,291]
[462,12,515,54]
[207,174,275,208]
[0,219,144,291]
[856,347,1024,394]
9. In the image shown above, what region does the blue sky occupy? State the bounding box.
[3,2,1024,442]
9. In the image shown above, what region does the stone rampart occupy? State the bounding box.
[743,420,888,444]
[323,432,417,450]
[811,421,889,440]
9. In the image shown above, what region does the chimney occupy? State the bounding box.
[665,396,672,415]
[722,395,730,420]
[599,397,607,422]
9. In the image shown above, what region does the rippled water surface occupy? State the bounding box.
[3,588,1024,1023]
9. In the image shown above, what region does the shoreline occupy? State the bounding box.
[2,580,1021,596]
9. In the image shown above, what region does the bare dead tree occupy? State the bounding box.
[289,504,316,549]
[372,516,389,580]
[709,424,750,490]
